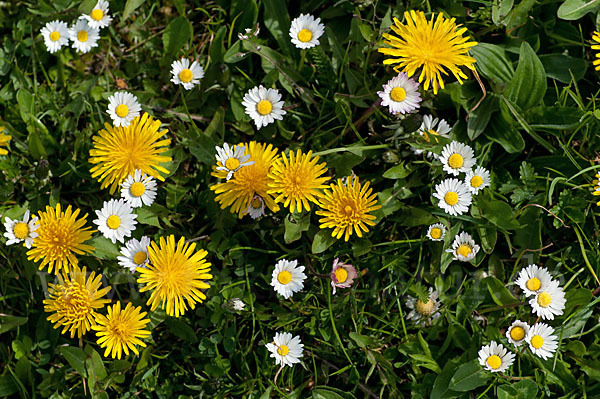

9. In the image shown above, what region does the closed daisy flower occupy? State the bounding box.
[265,332,304,367]
[215,143,254,180]
[526,323,558,360]
[270,259,306,299]
[506,320,530,347]
[330,258,357,295]
[439,141,476,176]
[418,114,451,143]
[3,210,39,248]
[246,195,265,219]
[515,264,553,297]
[170,58,205,90]
[117,236,151,272]
[378,10,477,94]
[0,126,11,155]
[107,91,141,128]
[120,169,157,208]
[93,199,138,244]
[377,72,421,115]
[92,302,151,360]
[446,231,480,262]
[478,341,515,373]
[289,14,324,49]
[41,20,69,53]
[465,166,490,194]
[433,178,472,216]
[83,0,113,29]
[529,280,566,320]
[241,86,286,129]
[592,32,600,71]
[69,19,99,54]
[426,223,445,241]
[405,287,441,326]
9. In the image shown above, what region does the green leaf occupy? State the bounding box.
[468,95,498,140]
[136,207,161,228]
[188,133,218,165]
[284,213,310,244]
[165,318,198,343]
[484,276,518,306]
[0,315,28,334]
[123,0,146,21]
[470,43,514,84]
[85,347,107,381]
[395,207,436,227]
[506,42,547,111]
[312,388,345,399]
[382,163,411,179]
[539,54,587,83]
[162,16,191,59]
[486,112,525,153]
[557,0,600,20]
[60,346,87,377]
[473,195,519,230]
[312,229,337,254]
[492,0,514,25]
[90,236,121,260]
[431,357,463,399]
[449,360,490,392]
[262,0,293,56]
[349,332,374,349]
[209,26,227,64]
[0,374,18,397]
[526,106,584,130]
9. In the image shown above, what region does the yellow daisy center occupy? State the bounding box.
[115,104,129,118]
[444,191,458,205]
[531,335,544,349]
[178,68,193,83]
[278,344,289,356]
[133,251,147,265]
[526,277,541,291]
[91,9,104,21]
[448,153,464,169]
[129,182,146,197]
[225,157,240,170]
[510,326,525,341]
[486,355,502,370]
[430,227,442,239]
[297,29,313,43]
[457,244,472,257]
[415,298,435,315]
[334,267,348,283]
[256,100,273,116]
[106,215,121,230]
[49,31,60,42]
[390,87,407,102]
[251,198,262,209]
[470,175,483,188]
[537,292,552,307]
[423,129,439,143]
[77,30,88,42]
[13,222,30,239]
[277,270,292,285]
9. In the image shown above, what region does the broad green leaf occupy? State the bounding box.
[85,347,107,381]
[492,0,514,25]
[470,43,514,84]
[382,163,411,179]
[474,195,519,230]
[395,207,436,227]
[284,213,310,244]
[449,360,490,392]
[512,380,538,398]
[467,95,498,140]
[557,0,600,20]
[431,357,464,399]
[60,346,87,377]
[526,106,584,130]
[136,207,161,228]
[90,236,121,260]
[162,16,191,59]
[165,318,198,343]
[262,0,293,56]
[539,54,587,83]
[312,229,337,254]
[312,388,345,399]
[506,42,546,111]
[0,315,27,334]
[484,276,518,306]
[486,112,525,153]
[0,374,18,397]
[123,0,146,21]
[349,332,374,349]
[209,26,227,64]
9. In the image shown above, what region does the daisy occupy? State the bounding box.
[92,302,150,359]
[69,19,99,54]
[506,320,530,347]
[377,73,421,115]
[515,264,554,297]
[478,341,515,373]
[107,91,141,128]
[289,14,325,49]
[170,58,205,90]
[41,21,69,53]
[270,259,306,299]
[93,199,138,244]
[526,323,558,360]
[433,178,472,216]
[465,166,490,194]
[120,169,157,208]
[529,280,566,320]
[330,258,357,295]
[227,298,246,312]
[241,86,286,129]
[446,231,480,262]
[246,195,265,219]
[215,143,254,180]
[418,114,452,143]
[439,141,476,176]
[426,223,445,241]
[265,332,304,367]
[405,287,441,326]
[3,210,39,248]
[83,0,113,30]
[117,236,151,272]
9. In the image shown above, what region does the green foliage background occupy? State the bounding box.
[1,0,600,398]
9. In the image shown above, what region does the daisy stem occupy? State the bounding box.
[179,89,200,135]
[313,144,389,156]
[327,287,358,378]
[57,54,65,89]
[572,223,600,286]
[395,296,409,340]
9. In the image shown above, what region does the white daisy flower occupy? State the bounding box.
[478,341,515,373]
[3,210,39,249]
[241,85,286,129]
[270,259,306,299]
[170,58,205,90]
[120,169,157,208]
[289,14,324,49]
[330,258,357,295]
[69,19,99,54]
[246,195,265,219]
[515,264,554,297]
[426,223,445,241]
[465,166,491,194]
[529,280,566,320]
[83,0,113,30]
[446,231,480,262]
[433,178,472,216]
[265,332,304,367]
[439,141,477,176]
[41,21,69,53]
[377,73,421,115]
[106,91,141,128]
[405,287,441,326]
[215,143,254,180]
[418,114,451,143]
[526,322,558,360]
[506,319,530,347]
[93,199,138,244]
[228,298,246,312]
[117,236,151,272]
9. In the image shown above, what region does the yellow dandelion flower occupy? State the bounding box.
[27,204,95,274]
[89,112,172,194]
[0,126,12,155]
[378,10,477,94]
[316,176,382,241]
[210,141,280,218]
[592,32,600,71]
[267,149,329,213]
[137,235,213,317]
[43,265,111,338]
[92,301,151,360]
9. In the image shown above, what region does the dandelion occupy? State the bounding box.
[0,126,12,155]
[89,112,172,194]
[246,195,265,219]
[506,320,529,347]
[117,236,151,272]
[465,166,490,194]
[592,172,600,205]
[478,341,515,373]
[446,231,480,262]
[270,259,306,299]
[92,302,151,360]
[43,265,111,338]
[592,32,600,71]
[41,21,69,53]
[69,19,99,54]
[426,223,445,241]
[433,178,472,216]
[107,91,141,128]
[27,204,95,274]
[330,258,357,295]
[241,86,286,129]
[526,323,558,360]
[215,143,254,180]
[515,264,553,297]
[3,210,39,248]
[378,10,477,94]
[93,199,138,244]
[377,72,421,115]
[529,280,566,320]
[120,169,157,208]
[170,58,205,90]
[83,0,113,29]
[137,236,213,317]
[405,287,441,326]
[439,141,476,176]
[289,14,325,49]
[265,332,304,367]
